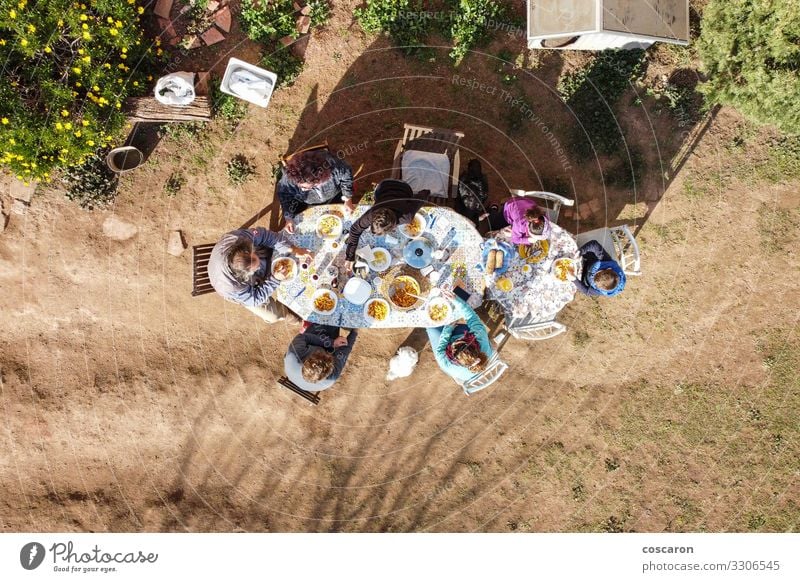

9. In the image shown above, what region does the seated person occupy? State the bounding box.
[481,197,551,244]
[277,149,355,233]
[426,291,495,384]
[208,227,312,323]
[574,240,626,297]
[343,179,426,272]
[284,324,358,391]
[455,158,489,227]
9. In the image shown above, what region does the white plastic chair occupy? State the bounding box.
[509,189,575,222]
[461,353,509,395]
[576,224,641,276]
[506,319,567,341]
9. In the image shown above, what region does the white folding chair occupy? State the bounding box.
[576,224,641,276]
[506,318,567,341]
[461,353,509,395]
[509,189,574,222]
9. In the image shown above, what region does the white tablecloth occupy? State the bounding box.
[484,223,581,322]
[274,204,486,328]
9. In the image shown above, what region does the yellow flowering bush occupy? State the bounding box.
[0,0,156,182]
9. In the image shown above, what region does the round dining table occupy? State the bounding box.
[274,204,486,328]
[484,222,582,322]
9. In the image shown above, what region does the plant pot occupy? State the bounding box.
[106,146,144,173]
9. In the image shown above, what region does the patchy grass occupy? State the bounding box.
[757,204,800,254]
[226,154,257,186]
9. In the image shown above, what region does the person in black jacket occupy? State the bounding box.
[343,179,426,272]
[283,324,358,392]
[455,159,489,227]
[277,149,354,233]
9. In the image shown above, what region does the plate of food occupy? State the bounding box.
[311,288,338,315]
[519,239,549,264]
[271,256,297,282]
[482,240,513,276]
[363,297,391,324]
[398,213,427,239]
[495,276,514,292]
[552,257,578,282]
[367,247,392,272]
[427,297,452,324]
[317,214,343,240]
[388,275,423,310]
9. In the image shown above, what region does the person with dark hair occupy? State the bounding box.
[207,227,312,323]
[343,179,426,271]
[574,240,626,297]
[284,324,358,391]
[426,291,495,384]
[481,197,551,244]
[277,149,354,233]
[455,158,489,226]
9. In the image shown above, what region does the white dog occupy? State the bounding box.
[386,346,419,381]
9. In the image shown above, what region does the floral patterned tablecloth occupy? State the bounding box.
[274,204,486,328]
[484,222,582,322]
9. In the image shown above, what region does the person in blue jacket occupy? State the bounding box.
[426,291,495,384]
[284,324,358,392]
[574,240,626,297]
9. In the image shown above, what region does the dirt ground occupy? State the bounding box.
[1,2,798,532]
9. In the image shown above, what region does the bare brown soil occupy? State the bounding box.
[1,1,798,532]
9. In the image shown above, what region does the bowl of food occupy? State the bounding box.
[367,247,392,272]
[271,257,297,282]
[552,257,577,282]
[363,298,391,324]
[317,214,343,240]
[495,277,514,292]
[427,297,452,324]
[398,213,427,239]
[387,275,423,311]
[311,288,338,315]
[519,239,549,264]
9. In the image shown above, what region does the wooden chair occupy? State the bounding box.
[391,123,465,208]
[509,189,574,223]
[191,243,216,297]
[575,224,641,276]
[277,376,321,405]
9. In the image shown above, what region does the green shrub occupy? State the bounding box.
[355,0,433,52]
[355,0,506,61]
[557,49,646,157]
[239,0,297,43]
[226,154,256,185]
[61,148,118,209]
[448,0,505,64]
[0,0,156,183]
[260,50,304,88]
[211,84,248,130]
[699,0,800,134]
[164,171,186,196]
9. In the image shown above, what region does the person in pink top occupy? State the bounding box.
[480,198,551,244]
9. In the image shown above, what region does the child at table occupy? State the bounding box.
[426,292,495,384]
[481,198,551,244]
[284,324,358,391]
[574,240,626,297]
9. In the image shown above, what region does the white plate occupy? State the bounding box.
[363,298,391,324]
[367,247,392,272]
[311,288,338,315]
[398,213,427,239]
[317,214,343,240]
[343,277,371,305]
[271,256,297,282]
[551,257,577,282]
[426,297,452,324]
